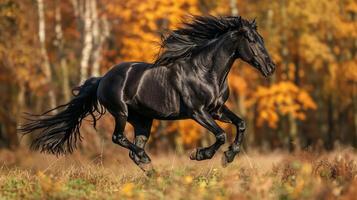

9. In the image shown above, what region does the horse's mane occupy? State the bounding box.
[154,15,253,66]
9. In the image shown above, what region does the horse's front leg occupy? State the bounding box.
[190,109,226,161]
[216,106,246,166]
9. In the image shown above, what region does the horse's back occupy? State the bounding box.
[97,62,182,118]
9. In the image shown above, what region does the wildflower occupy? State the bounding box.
[37,171,62,195]
[121,182,135,197]
[184,175,193,184]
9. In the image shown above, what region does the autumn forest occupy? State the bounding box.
[0,0,357,156]
[1,0,357,199]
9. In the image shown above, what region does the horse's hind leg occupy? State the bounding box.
[127,113,153,174]
[110,112,151,168]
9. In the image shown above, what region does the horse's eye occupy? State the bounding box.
[246,33,255,43]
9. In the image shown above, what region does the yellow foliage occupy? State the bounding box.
[106,0,200,62]
[249,81,317,128]
[344,60,357,84]
[167,120,203,146]
[299,34,334,68]
[228,73,247,94]
[165,119,231,146]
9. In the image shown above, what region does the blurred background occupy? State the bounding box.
[0,0,356,161]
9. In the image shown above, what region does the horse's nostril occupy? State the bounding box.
[267,63,275,74]
[270,64,276,73]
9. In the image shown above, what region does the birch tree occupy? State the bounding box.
[37,0,57,110]
[79,0,94,83]
[54,0,70,102]
[229,0,239,16]
[72,0,108,82]
[91,0,109,77]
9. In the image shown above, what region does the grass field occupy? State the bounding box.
[0,149,356,200]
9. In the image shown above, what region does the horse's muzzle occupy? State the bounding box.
[266,62,276,76]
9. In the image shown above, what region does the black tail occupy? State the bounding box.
[19,77,105,155]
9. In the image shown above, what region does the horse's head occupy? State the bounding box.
[235,19,275,77]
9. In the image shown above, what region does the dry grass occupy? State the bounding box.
[0,149,357,200]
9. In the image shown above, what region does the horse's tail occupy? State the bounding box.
[19,77,105,155]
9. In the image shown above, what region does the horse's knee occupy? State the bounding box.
[112,134,118,143]
[135,135,148,148]
[216,133,227,144]
[237,120,246,133]
[112,134,128,146]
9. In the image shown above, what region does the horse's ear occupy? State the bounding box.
[251,19,257,29]
[237,16,243,26]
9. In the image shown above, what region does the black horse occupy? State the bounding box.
[20,16,275,174]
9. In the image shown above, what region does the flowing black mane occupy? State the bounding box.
[154,15,254,66]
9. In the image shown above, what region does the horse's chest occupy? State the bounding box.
[207,88,228,110]
[175,70,229,112]
[192,81,228,110]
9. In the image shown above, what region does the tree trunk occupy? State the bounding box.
[325,96,335,150]
[293,31,302,151]
[229,0,239,16]
[353,83,357,147]
[80,0,94,83]
[54,0,70,102]
[0,83,21,149]
[351,14,357,147]
[280,0,298,151]
[267,9,276,83]
[37,0,57,110]
[91,0,109,77]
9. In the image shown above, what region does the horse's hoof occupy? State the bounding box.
[221,152,229,168]
[142,164,157,178]
[221,151,236,167]
[129,151,140,165]
[189,149,198,160]
[138,162,154,175]
[145,168,157,178]
[190,148,204,160]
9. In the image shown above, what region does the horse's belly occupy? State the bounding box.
[134,88,180,117]
[128,97,181,119]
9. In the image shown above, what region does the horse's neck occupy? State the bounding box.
[207,34,238,86]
